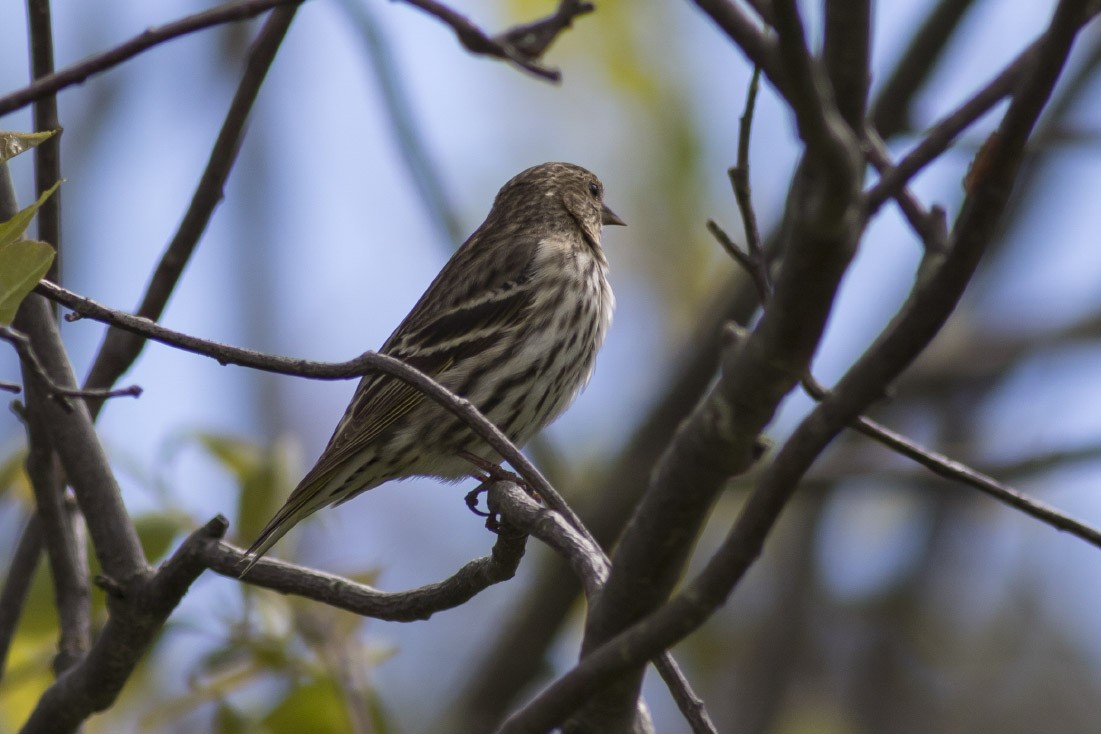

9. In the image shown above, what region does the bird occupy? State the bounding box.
[243,162,624,570]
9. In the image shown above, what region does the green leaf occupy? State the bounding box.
[0,179,61,247]
[0,239,55,325]
[0,130,57,164]
[262,678,351,734]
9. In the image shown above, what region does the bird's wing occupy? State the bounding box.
[244,276,537,565]
[243,231,542,565]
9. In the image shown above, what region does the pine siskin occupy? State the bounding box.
[245,162,624,567]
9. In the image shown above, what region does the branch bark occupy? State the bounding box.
[566,1,865,726]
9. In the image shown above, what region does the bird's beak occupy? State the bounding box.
[601,203,626,227]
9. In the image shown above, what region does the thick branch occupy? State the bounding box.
[18,377,90,676]
[19,518,226,734]
[570,2,864,723]
[497,2,1092,730]
[12,294,147,587]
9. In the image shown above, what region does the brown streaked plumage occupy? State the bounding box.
[244,162,623,569]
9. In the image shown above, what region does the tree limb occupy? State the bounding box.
[496,2,1093,729]
[196,512,527,621]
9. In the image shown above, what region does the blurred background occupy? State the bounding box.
[3,0,1101,731]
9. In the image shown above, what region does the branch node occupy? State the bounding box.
[94,574,125,598]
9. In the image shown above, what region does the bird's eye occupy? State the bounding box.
[588,182,600,198]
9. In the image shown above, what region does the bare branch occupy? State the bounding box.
[487,483,717,734]
[18,377,91,676]
[19,517,226,734]
[691,0,780,88]
[11,295,148,587]
[853,415,1101,547]
[488,482,608,597]
[396,0,593,82]
[0,326,142,405]
[863,35,1041,215]
[27,0,62,287]
[82,3,297,418]
[196,512,527,621]
[869,0,981,137]
[861,126,948,252]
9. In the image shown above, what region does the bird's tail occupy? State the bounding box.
[240,485,323,576]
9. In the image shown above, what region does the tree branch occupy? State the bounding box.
[487,483,717,734]
[863,35,1041,215]
[497,2,1093,730]
[568,2,865,722]
[82,4,297,418]
[0,0,306,119]
[396,0,593,82]
[447,0,994,717]
[195,511,527,621]
[17,378,90,677]
[869,0,981,136]
[19,518,226,734]
[0,326,142,404]
[12,294,148,588]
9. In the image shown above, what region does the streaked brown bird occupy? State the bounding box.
[245,162,624,568]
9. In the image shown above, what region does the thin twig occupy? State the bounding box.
[801,377,1101,549]
[35,279,597,549]
[397,0,593,82]
[706,219,762,295]
[0,0,305,118]
[862,126,948,252]
[83,3,298,418]
[0,326,143,407]
[869,0,980,137]
[726,64,770,301]
[863,36,1040,215]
